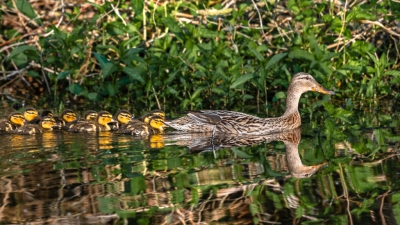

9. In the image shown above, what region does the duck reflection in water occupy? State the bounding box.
[162,128,327,178]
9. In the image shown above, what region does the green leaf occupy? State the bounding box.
[230,74,257,89]
[69,84,83,95]
[57,71,71,80]
[131,0,144,18]
[198,28,218,38]
[384,70,400,77]
[161,17,184,41]
[274,91,286,99]
[232,148,253,158]
[88,92,98,101]
[288,49,314,61]
[167,86,178,95]
[248,46,264,61]
[93,52,117,79]
[190,87,205,100]
[7,45,38,60]
[122,67,145,84]
[265,53,287,70]
[15,0,42,24]
[107,83,117,96]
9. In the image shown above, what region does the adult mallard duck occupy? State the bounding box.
[69,111,116,132]
[117,115,165,136]
[165,72,334,135]
[13,116,57,134]
[0,112,25,132]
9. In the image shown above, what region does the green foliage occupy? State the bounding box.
[1,0,399,115]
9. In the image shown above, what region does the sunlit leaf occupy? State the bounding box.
[15,0,42,24]
[288,49,314,61]
[232,148,253,158]
[7,45,38,60]
[230,74,257,89]
[265,53,287,70]
[248,46,264,61]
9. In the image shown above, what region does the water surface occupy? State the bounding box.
[0,105,399,224]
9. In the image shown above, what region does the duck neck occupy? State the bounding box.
[283,85,303,117]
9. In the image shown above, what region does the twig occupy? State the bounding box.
[152,86,161,109]
[250,0,266,43]
[335,0,348,54]
[359,20,400,37]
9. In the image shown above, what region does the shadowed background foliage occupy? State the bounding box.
[1,0,399,117]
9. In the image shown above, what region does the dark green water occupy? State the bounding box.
[0,105,399,224]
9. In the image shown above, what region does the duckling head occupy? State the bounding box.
[61,109,77,123]
[9,112,25,126]
[149,115,165,133]
[143,110,165,124]
[97,111,115,127]
[116,110,133,124]
[40,116,57,131]
[289,73,335,95]
[41,110,53,118]
[84,110,98,122]
[24,107,38,122]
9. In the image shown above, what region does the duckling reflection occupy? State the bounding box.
[147,134,165,149]
[163,128,327,178]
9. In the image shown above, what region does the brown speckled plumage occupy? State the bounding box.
[165,72,334,135]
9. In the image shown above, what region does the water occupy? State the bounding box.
[0,107,399,224]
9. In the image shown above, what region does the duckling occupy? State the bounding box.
[61,110,98,130]
[40,110,54,118]
[69,111,116,132]
[118,115,165,135]
[56,109,78,130]
[82,110,98,122]
[0,112,25,132]
[140,110,165,123]
[13,116,57,135]
[110,110,134,131]
[24,107,40,124]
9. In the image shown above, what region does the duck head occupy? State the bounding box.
[289,72,335,95]
[40,116,57,131]
[149,115,165,133]
[9,112,25,126]
[116,110,133,124]
[84,110,98,122]
[24,107,38,122]
[61,109,77,123]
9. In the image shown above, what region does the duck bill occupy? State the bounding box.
[312,85,335,95]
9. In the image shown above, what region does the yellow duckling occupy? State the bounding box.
[23,107,40,124]
[64,110,98,130]
[56,109,78,130]
[82,110,98,122]
[13,116,57,135]
[109,110,133,131]
[69,111,116,132]
[118,115,165,136]
[0,112,25,132]
[141,110,165,124]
